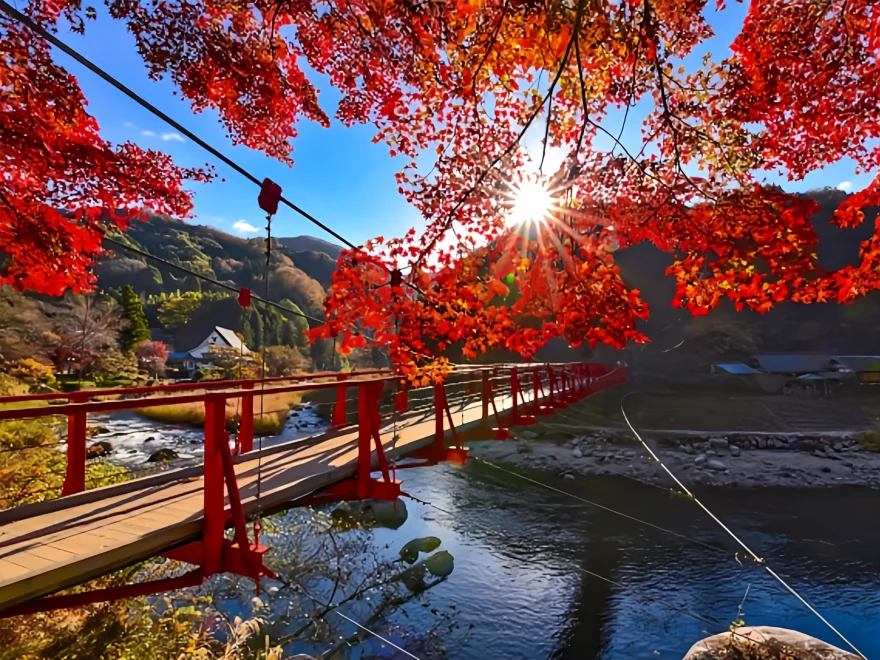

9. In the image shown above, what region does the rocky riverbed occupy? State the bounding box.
[470,429,880,488]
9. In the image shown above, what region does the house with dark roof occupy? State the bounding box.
[166,326,250,378]
[828,355,880,383]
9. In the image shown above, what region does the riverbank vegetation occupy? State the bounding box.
[135,389,306,435]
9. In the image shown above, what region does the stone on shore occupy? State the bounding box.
[683,626,859,659]
[86,441,113,459]
[147,447,179,462]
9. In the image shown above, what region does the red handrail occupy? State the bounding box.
[0,367,392,405]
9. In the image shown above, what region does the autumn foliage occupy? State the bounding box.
[1,0,879,377]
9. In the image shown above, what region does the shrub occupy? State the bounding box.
[858,429,880,452]
[8,358,55,386]
[0,419,57,450]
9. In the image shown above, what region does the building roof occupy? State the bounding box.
[754,354,831,374]
[829,356,880,372]
[714,363,761,375]
[188,326,250,358]
[167,352,192,360]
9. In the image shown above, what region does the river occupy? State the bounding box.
[95,410,880,659]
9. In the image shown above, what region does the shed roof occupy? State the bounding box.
[754,354,831,374]
[714,363,761,375]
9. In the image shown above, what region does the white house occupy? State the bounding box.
[167,326,250,378]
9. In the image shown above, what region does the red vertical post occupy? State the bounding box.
[394,382,408,414]
[239,382,254,453]
[434,381,446,456]
[511,368,519,420]
[332,374,349,427]
[356,383,372,499]
[203,394,227,575]
[533,370,541,409]
[62,395,87,496]
[481,370,490,425]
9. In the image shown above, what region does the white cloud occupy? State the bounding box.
[162,132,185,142]
[837,181,853,191]
[141,130,155,137]
[123,121,135,128]
[233,220,260,234]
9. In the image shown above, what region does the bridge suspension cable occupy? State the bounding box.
[0,0,361,253]
[617,392,867,659]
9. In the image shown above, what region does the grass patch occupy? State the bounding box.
[0,418,131,508]
[135,389,305,436]
[858,429,880,452]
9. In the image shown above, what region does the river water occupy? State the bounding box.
[96,411,880,659]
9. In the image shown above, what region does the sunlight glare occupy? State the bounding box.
[508,178,555,226]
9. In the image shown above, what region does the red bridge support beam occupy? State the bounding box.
[511,368,536,425]
[395,382,408,415]
[304,380,401,504]
[62,393,89,496]
[202,394,227,575]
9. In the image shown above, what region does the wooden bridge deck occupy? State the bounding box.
[0,385,532,611]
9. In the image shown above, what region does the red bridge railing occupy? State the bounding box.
[0,361,626,617]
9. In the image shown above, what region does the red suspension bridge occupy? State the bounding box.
[0,362,623,618]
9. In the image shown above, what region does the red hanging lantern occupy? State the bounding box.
[258,178,282,216]
[238,287,252,308]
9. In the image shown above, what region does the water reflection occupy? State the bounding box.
[375,462,880,659]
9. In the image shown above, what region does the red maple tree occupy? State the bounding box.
[2,0,878,377]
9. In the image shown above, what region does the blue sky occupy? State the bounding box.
[48,1,870,247]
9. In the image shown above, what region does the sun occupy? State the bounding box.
[508,178,556,226]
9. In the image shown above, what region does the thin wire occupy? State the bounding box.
[472,457,729,555]
[103,236,323,324]
[619,392,867,659]
[256,211,273,500]
[330,610,420,660]
[298,584,421,659]
[0,0,359,252]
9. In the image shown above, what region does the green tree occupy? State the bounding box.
[118,285,150,351]
[241,316,255,349]
[263,345,309,376]
[281,299,309,349]
[251,308,265,349]
[157,293,202,328]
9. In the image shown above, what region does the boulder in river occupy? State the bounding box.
[572,447,583,458]
[147,448,179,462]
[709,438,728,451]
[683,626,860,659]
[86,441,113,459]
[707,458,727,471]
[694,454,707,466]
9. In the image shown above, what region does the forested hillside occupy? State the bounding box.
[96,213,340,320]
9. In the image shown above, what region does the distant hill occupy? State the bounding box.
[283,249,337,288]
[276,235,344,260]
[96,214,329,321]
